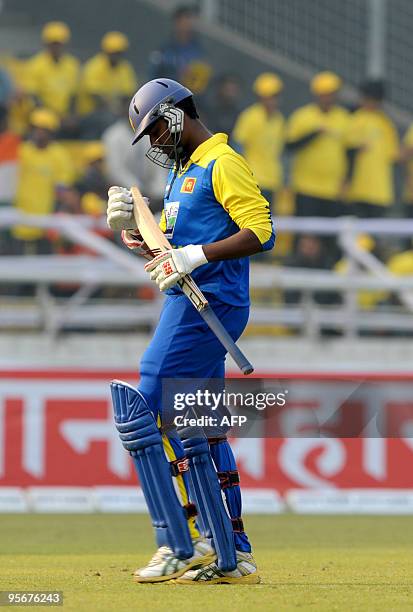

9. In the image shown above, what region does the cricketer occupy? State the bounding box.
[106,78,275,584]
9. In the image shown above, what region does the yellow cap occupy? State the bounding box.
[357,234,375,252]
[30,108,60,131]
[101,31,129,53]
[311,71,342,95]
[253,72,283,97]
[83,142,105,164]
[42,21,71,44]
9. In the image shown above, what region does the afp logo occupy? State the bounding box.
[181,177,197,194]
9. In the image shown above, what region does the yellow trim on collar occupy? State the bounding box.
[189,133,228,164]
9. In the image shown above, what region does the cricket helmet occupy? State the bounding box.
[128,78,193,145]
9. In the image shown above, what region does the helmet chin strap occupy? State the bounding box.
[174,142,188,170]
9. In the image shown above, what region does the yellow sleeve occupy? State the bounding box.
[286,107,319,141]
[24,56,42,95]
[212,153,275,249]
[67,56,81,88]
[404,124,413,146]
[343,115,359,148]
[52,146,75,186]
[232,110,252,145]
[121,62,137,94]
[385,119,399,160]
[81,58,104,95]
[337,110,351,144]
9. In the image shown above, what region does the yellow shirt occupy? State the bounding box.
[346,109,399,206]
[14,141,74,240]
[232,103,284,191]
[286,103,350,199]
[24,51,80,117]
[77,53,137,115]
[403,124,413,203]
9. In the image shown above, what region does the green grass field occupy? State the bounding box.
[1,514,413,611]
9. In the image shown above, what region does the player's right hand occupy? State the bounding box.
[107,186,137,231]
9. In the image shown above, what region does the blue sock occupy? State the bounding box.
[209,438,252,553]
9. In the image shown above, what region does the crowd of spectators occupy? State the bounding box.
[1,4,413,318]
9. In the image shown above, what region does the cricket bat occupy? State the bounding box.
[131,186,254,375]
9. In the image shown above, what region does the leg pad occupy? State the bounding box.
[111,380,193,560]
[182,436,237,572]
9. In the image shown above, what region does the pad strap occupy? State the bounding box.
[170,457,189,477]
[184,502,198,519]
[208,436,227,446]
[217,470,240,489]
[231,517,245,533]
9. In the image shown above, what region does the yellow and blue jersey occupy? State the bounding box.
[160,133,275,306]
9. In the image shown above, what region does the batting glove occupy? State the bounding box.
[107,186,145,232]
[144,245,208,291]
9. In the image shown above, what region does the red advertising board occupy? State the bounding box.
[1,370,413,494]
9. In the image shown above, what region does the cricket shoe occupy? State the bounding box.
[175,551,261,585]
[134,539,216,583]
[134,545,172,578]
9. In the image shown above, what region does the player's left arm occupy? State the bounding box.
[204,152,275,261]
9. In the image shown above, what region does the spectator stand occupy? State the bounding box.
[2,210,413,338]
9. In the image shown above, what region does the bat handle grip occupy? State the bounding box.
[200,306,254,376]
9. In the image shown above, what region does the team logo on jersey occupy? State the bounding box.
[181,177,197,193]
[164,201,180,239]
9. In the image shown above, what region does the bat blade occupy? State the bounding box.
[131,185,208,311]
[131,186,171,253]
